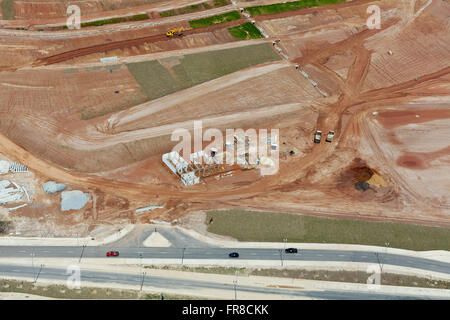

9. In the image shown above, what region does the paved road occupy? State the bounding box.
[109,226,214,248]
[0,265,446,300]
[1,246,449,275]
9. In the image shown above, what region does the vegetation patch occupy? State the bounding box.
[0,279,202,299]
[127,43,281,101]
[206,210,450,251]
[1,0,15,20]
[145,265,450,289]
[159,0,231,17]
[189,11,241,28]
[228,22,264,40]
[245,0,346,16]
[62,14,149,29]
[0,220,11,234]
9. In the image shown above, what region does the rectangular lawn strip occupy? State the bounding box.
[127,43,281,101]
[144,265,450,289]
[206,210,450,251]
[1,0,15,20]
[0,279,203,299]
[159,0,231,17]
[189,11,241,28]
[61,13,150,29]
[246,0,347,16]
[228,22,264,40]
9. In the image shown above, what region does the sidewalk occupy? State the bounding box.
[0,225,135,246]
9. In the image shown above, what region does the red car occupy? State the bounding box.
[106,251,119,257]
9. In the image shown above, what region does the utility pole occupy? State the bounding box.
[31,252,35,281]
[34,264,44,284]
[383,241,390,272]
[140,272,146,291]
[233,271,239,300]
[79,244,86,263]
[181,248,186,265]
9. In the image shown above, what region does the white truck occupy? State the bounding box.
[314,130,322,143]
[326,131,335,143]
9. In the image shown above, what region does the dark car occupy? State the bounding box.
[285,248,298,254]
[229,252,239,258]
[106,251,119,257]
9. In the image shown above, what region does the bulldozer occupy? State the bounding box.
[166,27,184,37]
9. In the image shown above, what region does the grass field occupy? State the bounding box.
[145,265,450,289]
[127,43,281,101]
[61,14,150,29]
[0,279,202,299]
[228,22,264,40]
[245,0,346,16]
[159,0,230,17]
[205,210,450,251]
[1,0,15,20]
[189,11,241,28]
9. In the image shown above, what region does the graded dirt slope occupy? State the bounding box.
[0,0,449,236]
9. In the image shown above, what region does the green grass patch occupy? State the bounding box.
[246,0,346,16]
[62,13,150,29]
[189,10,241,28]
[0,220,11,234]
[228,22,264,40]
[81,13,149,27]
[213,0,230,6]
[206,210,450,251]
[1,0,15,20]
[0,279,203,299]
[127,43,281,101]
[145,265,450,289]
[159,9,176,17]
[159,0,231,17]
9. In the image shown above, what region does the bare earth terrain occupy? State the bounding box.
[0,0,449,237]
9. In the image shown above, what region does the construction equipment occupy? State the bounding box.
[166,27,184,37]
[326,131,335,143]
[314,130,322,144]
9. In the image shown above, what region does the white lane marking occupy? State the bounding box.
[42,251,50,253]
[19,250,26,253]
[11,270,21,272]
[338,255,346,257]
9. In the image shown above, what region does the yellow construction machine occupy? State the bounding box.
[166,27,184,37]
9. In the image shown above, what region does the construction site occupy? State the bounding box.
[0,0,449,238]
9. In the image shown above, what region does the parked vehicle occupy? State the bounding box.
[285,248,298,254]
[314,130,322,143]
[326,131,335,143]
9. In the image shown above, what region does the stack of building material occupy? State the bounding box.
[9,162,28,173]
[162,151,189,175]
[180,171,200,186]
[0,161,9,174]
[0,180,24,204]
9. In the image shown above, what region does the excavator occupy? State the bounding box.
[166,27,184,37]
